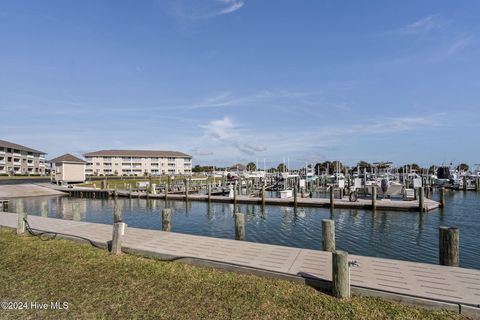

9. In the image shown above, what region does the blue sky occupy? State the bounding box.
[1,1,479,168]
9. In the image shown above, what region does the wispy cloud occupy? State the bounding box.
[398,14,444,35]
[168,0,245,20]
[430,35,473,62]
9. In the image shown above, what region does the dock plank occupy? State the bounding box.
[1,212,478,308]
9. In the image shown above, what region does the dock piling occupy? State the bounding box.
[419,187,425,213]
[322,219,335,252]
[332,250,350,298]
[293,185,298,207]
[111,222,125,255]
[329,187,335,211]
[439,187,445,208]
[261,185,266,206]
[439,226,459,267]
[234,212,245,240]
[371,187,377,210]
[162,208,171,232]
[208,184,211,202]
[17,210,26,235]
[114,200,123,223]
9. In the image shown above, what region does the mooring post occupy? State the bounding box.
[261,185,266,206]
[185,179,189,201]
[371,186,377,210]
[111,222,125,255]
[17,210,26,235]
[293,185,298,207]
[439,187,445,208]
[114,200,122,223]
[419,187,425,213]
[463,176,468,191]
[234,212,245,240]
[208,183,211,201]
[162,208,171,232]
[332,250,350,298]
[476,178,480,192]
[439,226,459,267]
[322,219,335,252]
[165,182,169,201]
[330,187,335,210]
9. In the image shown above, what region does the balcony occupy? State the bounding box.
[0,160,5,165]
[39,155,45,160]
[27,162,34,167]
[39,163,45,167]
[13,153,21,157]
[27,154,34,158]
[0,150,5,155]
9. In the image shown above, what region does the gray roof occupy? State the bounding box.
[84,149,191,158]
[0,139,46,154]
[49,154,86,164]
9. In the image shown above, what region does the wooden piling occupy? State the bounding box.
[329,187,335,210]
[111,222,125,255]
[113,200,122,223]
[185,180,189,201]
[439,187,445,208]
[208,184,211,201]
[234,212,245,240]
[463,176,468,192]
[332,251,349,298]
[419,187,425,213]
[261,185,266,206]
[476,178,480,192]
[165,182,169,201]
[439,226,459,267]
[322,219,335,252]
[17,210,26,235]
[293,185,298,207]
[162,208,171,232]
[371,187,377,210]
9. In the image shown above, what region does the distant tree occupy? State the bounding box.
[277,163,287,172]
[357,161,371,170]
[457,163,469,172]
[428,165,436,175]
[246,162,257,171]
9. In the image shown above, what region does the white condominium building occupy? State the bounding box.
[84,150,192,176]
[0,139,47,175]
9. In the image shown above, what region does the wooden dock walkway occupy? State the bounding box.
[1,212,478,316]
[56,186,441,212]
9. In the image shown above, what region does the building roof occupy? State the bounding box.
[84,149,191,158]
[49,153,87,164]
[0,139,46,154]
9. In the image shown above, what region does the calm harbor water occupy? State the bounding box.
[10,190,480,269]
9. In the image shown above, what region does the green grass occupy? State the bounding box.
[0,176,47,180]
[0,228,464,320]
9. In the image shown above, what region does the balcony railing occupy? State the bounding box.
[27,155,34,158]
[27,162,34,167]
[13,153,21,157]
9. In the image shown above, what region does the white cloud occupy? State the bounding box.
[200,116,237,140]
[398,14,444,35]
[217,0,244,16]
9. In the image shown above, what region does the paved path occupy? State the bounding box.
[1,212,478,311]
[0,184,65,199]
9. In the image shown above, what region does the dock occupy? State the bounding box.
[0,212,478,317]
[56,187,441,212]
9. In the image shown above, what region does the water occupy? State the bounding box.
[9,190,480,269]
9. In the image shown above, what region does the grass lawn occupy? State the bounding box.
[0,176,47,180]
[0,228,464,320]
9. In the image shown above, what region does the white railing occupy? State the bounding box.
[27,155,34,158]
[39,163,45,167]
[13,153,21,157]
[0,160,5,165]
[27,162,34,167]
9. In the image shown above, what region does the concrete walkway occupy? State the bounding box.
[0,184,65,199]
[1,212,478,316]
